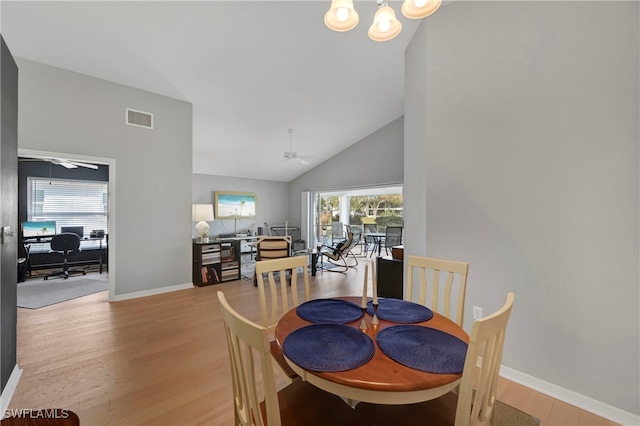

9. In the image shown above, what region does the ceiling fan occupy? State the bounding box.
[283,129,313,165]
[19,157,99,170]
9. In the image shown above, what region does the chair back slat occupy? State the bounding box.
[255,256,310,332]
[407,255,469,327]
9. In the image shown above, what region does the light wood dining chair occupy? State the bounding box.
[355,292,516,426]
[406,255,469,327]
[217,291,375,426]
[253,236,292,286]
[255,255,310,381]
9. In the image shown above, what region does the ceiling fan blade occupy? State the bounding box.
[48,158,77,169]
[50,157,98,169]
[19,156,99,170]
[284,129,312,165]
[69,161,99,170]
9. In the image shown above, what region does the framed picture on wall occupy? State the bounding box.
[214,191,257,219]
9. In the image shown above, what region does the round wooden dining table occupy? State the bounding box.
[274,297,469,405]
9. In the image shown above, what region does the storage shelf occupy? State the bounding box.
[193,240,240,286]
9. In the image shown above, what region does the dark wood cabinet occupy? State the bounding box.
[376,256,403,299]
[192,240,240,286]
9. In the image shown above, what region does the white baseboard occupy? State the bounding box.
[110,282,193,302]
[0,364,23,413]
[500,366,639,426]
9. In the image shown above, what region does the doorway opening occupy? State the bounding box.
[17,149,115,302]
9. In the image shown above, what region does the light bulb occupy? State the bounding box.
[325,0,359,32]
[336,7,349,22]
[368,3,402,41]
[414,0,428,7]
[378,19,391,33]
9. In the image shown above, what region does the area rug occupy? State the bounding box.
[17,276,108,309]
[241,254,320,282]
[495,400,541,426]
[241,254,256,282]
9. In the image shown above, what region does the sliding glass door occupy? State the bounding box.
[309,185,403,247]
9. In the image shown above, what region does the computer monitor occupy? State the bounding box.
[22,220,56,239]
[61,226,84,238]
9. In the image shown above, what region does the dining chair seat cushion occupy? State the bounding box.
[376,325,468,374]
[366,298,433,323]
[270,340,299,380]
[283,323,375,372]
[261,379,375,426]
[296,299,362,324]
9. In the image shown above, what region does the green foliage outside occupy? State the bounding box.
[319,193,402,236]
[348,194,402,229]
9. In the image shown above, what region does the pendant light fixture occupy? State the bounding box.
[368,1,402,42]
[324,0,359,32]
[324,0,442,41]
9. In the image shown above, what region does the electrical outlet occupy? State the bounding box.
[473,305,483,320]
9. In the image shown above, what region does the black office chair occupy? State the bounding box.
[17,243,30,283]
[44,233,87,280]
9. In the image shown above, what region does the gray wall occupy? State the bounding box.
[405,1,639,417]
[16,59,193,297]
[288,117,404,224]
[192,173,289,237]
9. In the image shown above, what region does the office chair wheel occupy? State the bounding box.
[44,276,48,280]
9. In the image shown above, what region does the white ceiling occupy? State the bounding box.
[1,1,426,182]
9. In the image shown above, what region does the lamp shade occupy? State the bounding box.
[192,204,214,239]
[401,0,442,19]
[192,204,214,222]
[324,0,359,32]
[368,4,402,42]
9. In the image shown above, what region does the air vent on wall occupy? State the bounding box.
[126,108,153,129]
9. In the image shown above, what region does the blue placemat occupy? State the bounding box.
[376,325,467,374]
[283,324,375,372]
[366,298,433,323]
[296,299,363,324]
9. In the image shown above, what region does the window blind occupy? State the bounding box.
[27,177,109,236]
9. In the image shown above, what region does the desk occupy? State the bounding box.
[275,296,468,405]
[363,232,385,256]
[270,226,299,237]
[24,237,107,274]
[216,235,257,256]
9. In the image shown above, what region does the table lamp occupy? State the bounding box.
[192,204,214,243]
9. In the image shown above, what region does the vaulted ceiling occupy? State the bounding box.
[2,1,429,182]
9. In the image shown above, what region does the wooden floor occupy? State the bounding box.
[10,263,618,425]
